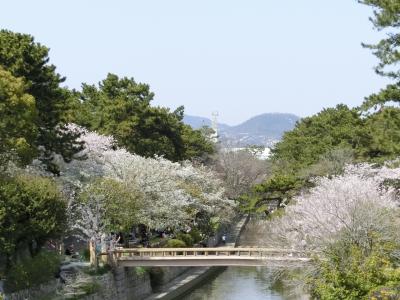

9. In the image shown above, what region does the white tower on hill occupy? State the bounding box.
[211,111,219,143]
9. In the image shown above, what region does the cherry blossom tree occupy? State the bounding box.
[248,163,400,251]
[37,124,234,240]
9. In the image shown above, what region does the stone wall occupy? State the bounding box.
[149,266,190,291]
[3,267,190,300]
[82,268,152,300]
[82,266,194,299]
[116,268,152,300]
[4,279,60,300]
[157,267,190,286]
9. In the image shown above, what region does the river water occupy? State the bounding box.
[181,266,309,300]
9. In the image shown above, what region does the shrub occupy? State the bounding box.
[176,233,194,247]
[189,229,202,244]
[0,174,66,259]
[310,239,400,299]
[4,250,61,292]
[165,239,186,248]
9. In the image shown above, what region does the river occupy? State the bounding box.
[181,266,309,300]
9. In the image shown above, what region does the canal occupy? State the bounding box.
[181,266,309,300]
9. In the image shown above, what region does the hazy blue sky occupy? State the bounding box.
[0,1,390,125]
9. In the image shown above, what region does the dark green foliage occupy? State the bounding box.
[0,67,37,165]
[362,83,400,110]
[4,250,61,292]
[0,30,83,170]
[0,174,66,262]
[253,174,302,202]
[272,105,400,174]
[272,104,365,174]
[164,239,186,248]
[193,211,217,237]
[272,104,400,171]
[181,124,215,162]
[189,228,203,244]
[240,174,303,214]
[176,233,194,247]
[310,239,400,299]
[71,73,214,161]
[362,107,400,161]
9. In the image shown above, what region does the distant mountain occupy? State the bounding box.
[184,113,300,147]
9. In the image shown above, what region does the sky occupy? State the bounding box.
[0,1,390,125]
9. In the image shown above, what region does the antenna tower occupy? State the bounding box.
[211,111,219,143]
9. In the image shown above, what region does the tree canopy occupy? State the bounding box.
[71,73,214,161]
[54,125,233,238]
[0,30,82,171]
[0,173,66,263]
[271,104,366,174]
[0,67,37,165]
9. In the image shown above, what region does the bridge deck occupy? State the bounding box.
[102,247,312,267]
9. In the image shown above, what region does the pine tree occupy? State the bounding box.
[359,1,400,109]
[0,30,82,172]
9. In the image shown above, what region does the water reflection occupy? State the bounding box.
[181,266,308,300]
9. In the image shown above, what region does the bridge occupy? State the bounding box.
[100,247,312,267]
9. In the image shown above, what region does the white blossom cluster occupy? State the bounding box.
[52,124,234,238]
[260,163,400,251]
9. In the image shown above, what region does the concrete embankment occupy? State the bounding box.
[144,267,223,300]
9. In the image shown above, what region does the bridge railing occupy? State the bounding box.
[101,247,310,261]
